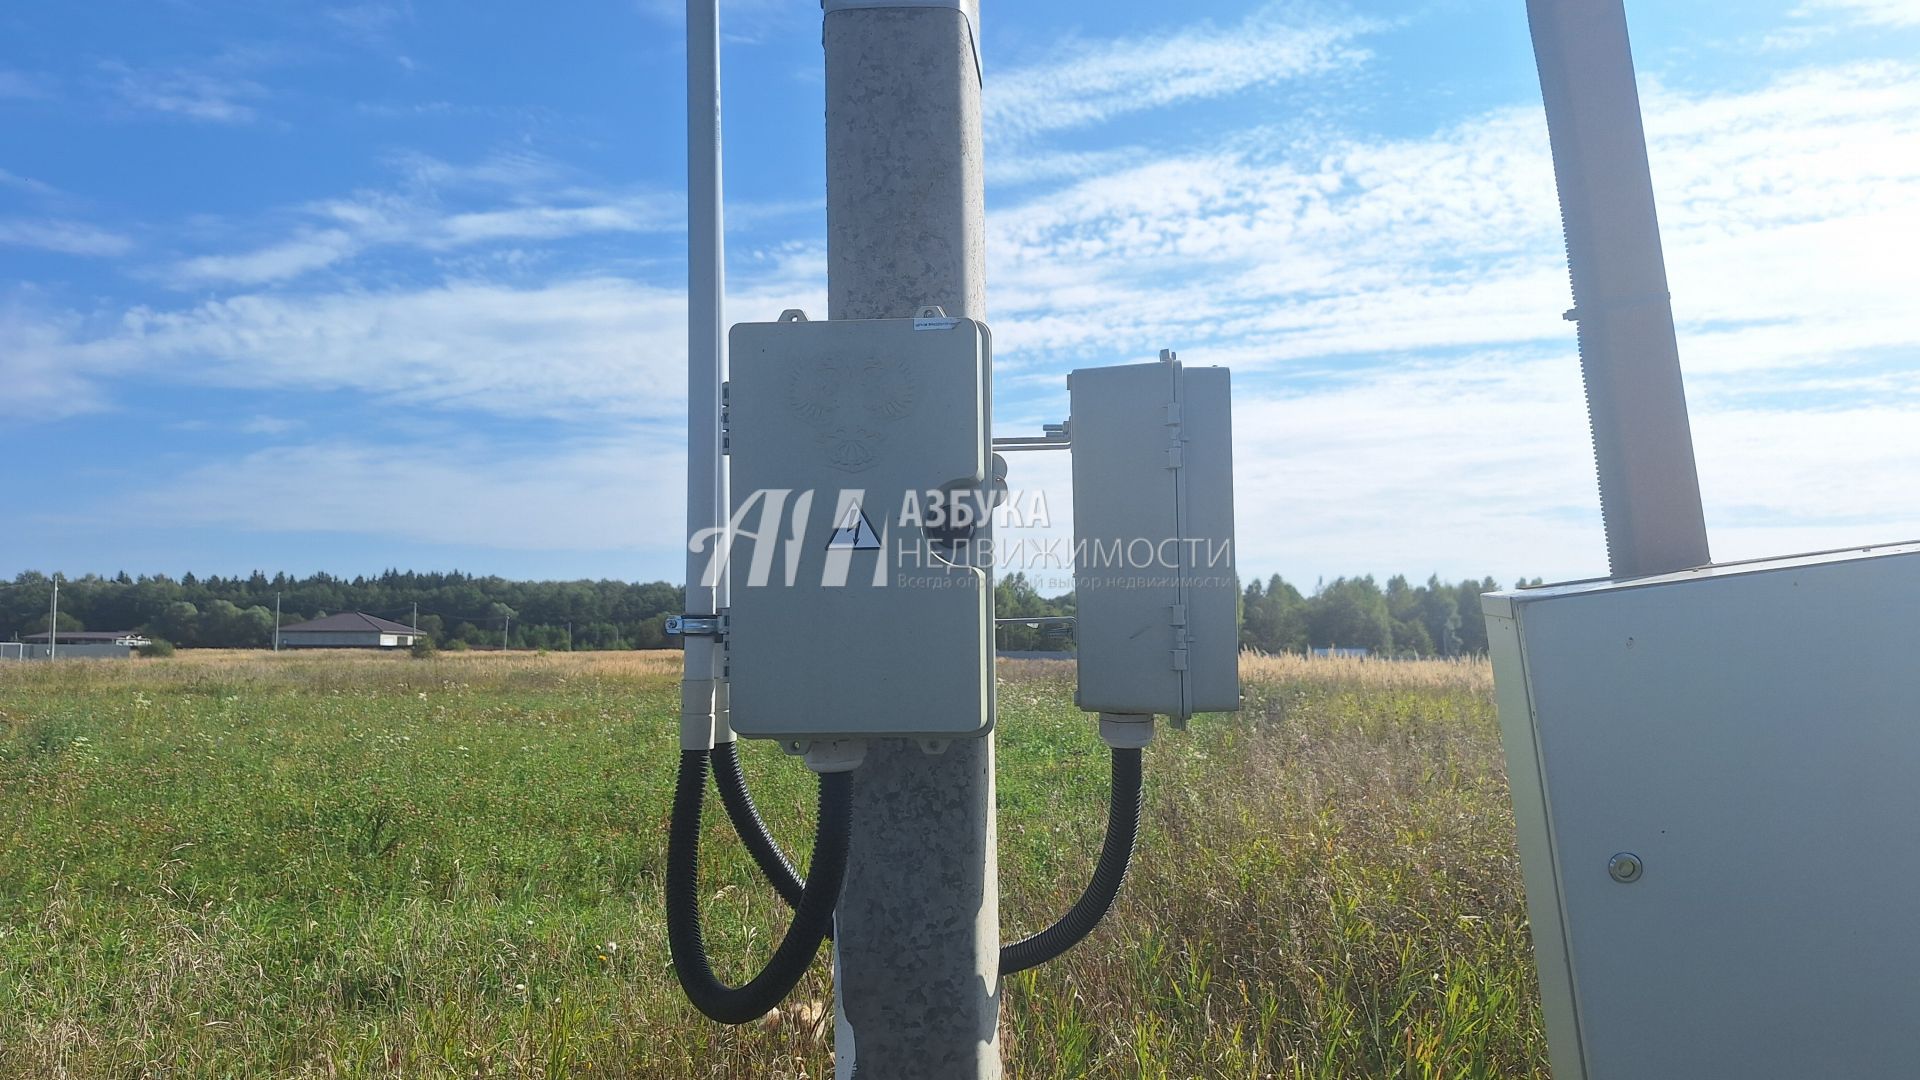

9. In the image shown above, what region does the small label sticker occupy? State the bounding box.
[826,505,883,550]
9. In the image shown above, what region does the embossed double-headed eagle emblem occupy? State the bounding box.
[787,354,918,472]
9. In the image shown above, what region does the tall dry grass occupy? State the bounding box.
[0,650,1543,1078]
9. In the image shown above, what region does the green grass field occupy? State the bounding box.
[0,651,1547,1078]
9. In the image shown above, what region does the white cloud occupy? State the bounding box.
[237,414,305,436]
[975,55,1920,580]
[18,277,690,420]
[0,218,133,257]
[102,61,266,123]
[985,6,1375,144]
[172,230,360,285]
[326,2,409,45]
[124,430,686,555]
[984,61,1920,377]
[1796,0,1920,27]
[0,168,62,198]
[161,153,682,285]
[433,199,679,247]
[0,298,132,421]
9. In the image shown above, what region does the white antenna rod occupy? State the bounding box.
[680,0,726,749]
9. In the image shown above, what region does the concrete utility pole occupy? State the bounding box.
[1527,0,1710,579]
[823,1,998,1076]
[274,593,282,652]
[48,575,58,661]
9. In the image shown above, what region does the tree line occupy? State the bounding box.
[1,570,682,651]
[991,571,1539,658]
[2,569,1535,657]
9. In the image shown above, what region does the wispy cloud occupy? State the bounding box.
[0,168,62,198]
[102,60,267,123]
[124,430,685,554]
[326,2,410,45]
[974,54,1920,579]
[0,69,54,100]
[985,60,1920,378]
[0,218,134,257]
[172,229,360,285]
[162,152,681,285]
[985,5,1376,144]
[1796,0,1920,27]
[237,414,305,436]
[20,277,690,420]
[0,299,124,421]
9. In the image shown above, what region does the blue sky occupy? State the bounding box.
[3,0,1918,589]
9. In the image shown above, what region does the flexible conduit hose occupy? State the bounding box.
[999,746,1144,976]
[711,740,807,911]
[666,748,852,1024]
[708,743,1145,978]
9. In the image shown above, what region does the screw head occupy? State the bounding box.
[1608,852,1644,883]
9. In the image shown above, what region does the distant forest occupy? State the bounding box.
[1,569,1536,657]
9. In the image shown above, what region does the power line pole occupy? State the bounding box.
[274,592,282,652]
[48,574,59,661]
[1527,0,1709,578]
[823,2,998,1076]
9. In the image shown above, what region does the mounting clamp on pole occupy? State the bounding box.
[665,614,727,638]
[821,0,981,85]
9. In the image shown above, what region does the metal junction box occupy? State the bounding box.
[725,315,992,741]
[1483,542,1920,1080]
[1069,358,1238,721]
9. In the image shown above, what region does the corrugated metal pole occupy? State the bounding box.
[1527,0,1711,578]
[823,1,1000,1076]
[681,0,725,753]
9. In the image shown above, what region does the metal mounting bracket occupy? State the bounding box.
[665,614,727,638]
[993,422,1070,452]
[914,304,961,331]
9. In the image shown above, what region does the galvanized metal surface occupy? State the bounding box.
[1527,0,1710,579]
[680,0,726,750]
[1486,542,1920,1079]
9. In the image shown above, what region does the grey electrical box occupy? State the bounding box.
[1484,542,1920,1080]
[1069,358,1238,721]
[725,315,993,741]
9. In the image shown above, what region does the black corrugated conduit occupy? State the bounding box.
[665,748,851,1025]
[709,741,1145,978]
[711,739,807,911]
[999,745,1143,976]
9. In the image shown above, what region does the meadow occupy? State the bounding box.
[0,650,1548,1079]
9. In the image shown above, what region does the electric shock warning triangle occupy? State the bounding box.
[825,505,883,550]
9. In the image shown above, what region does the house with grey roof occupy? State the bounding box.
[278,612,422,650]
